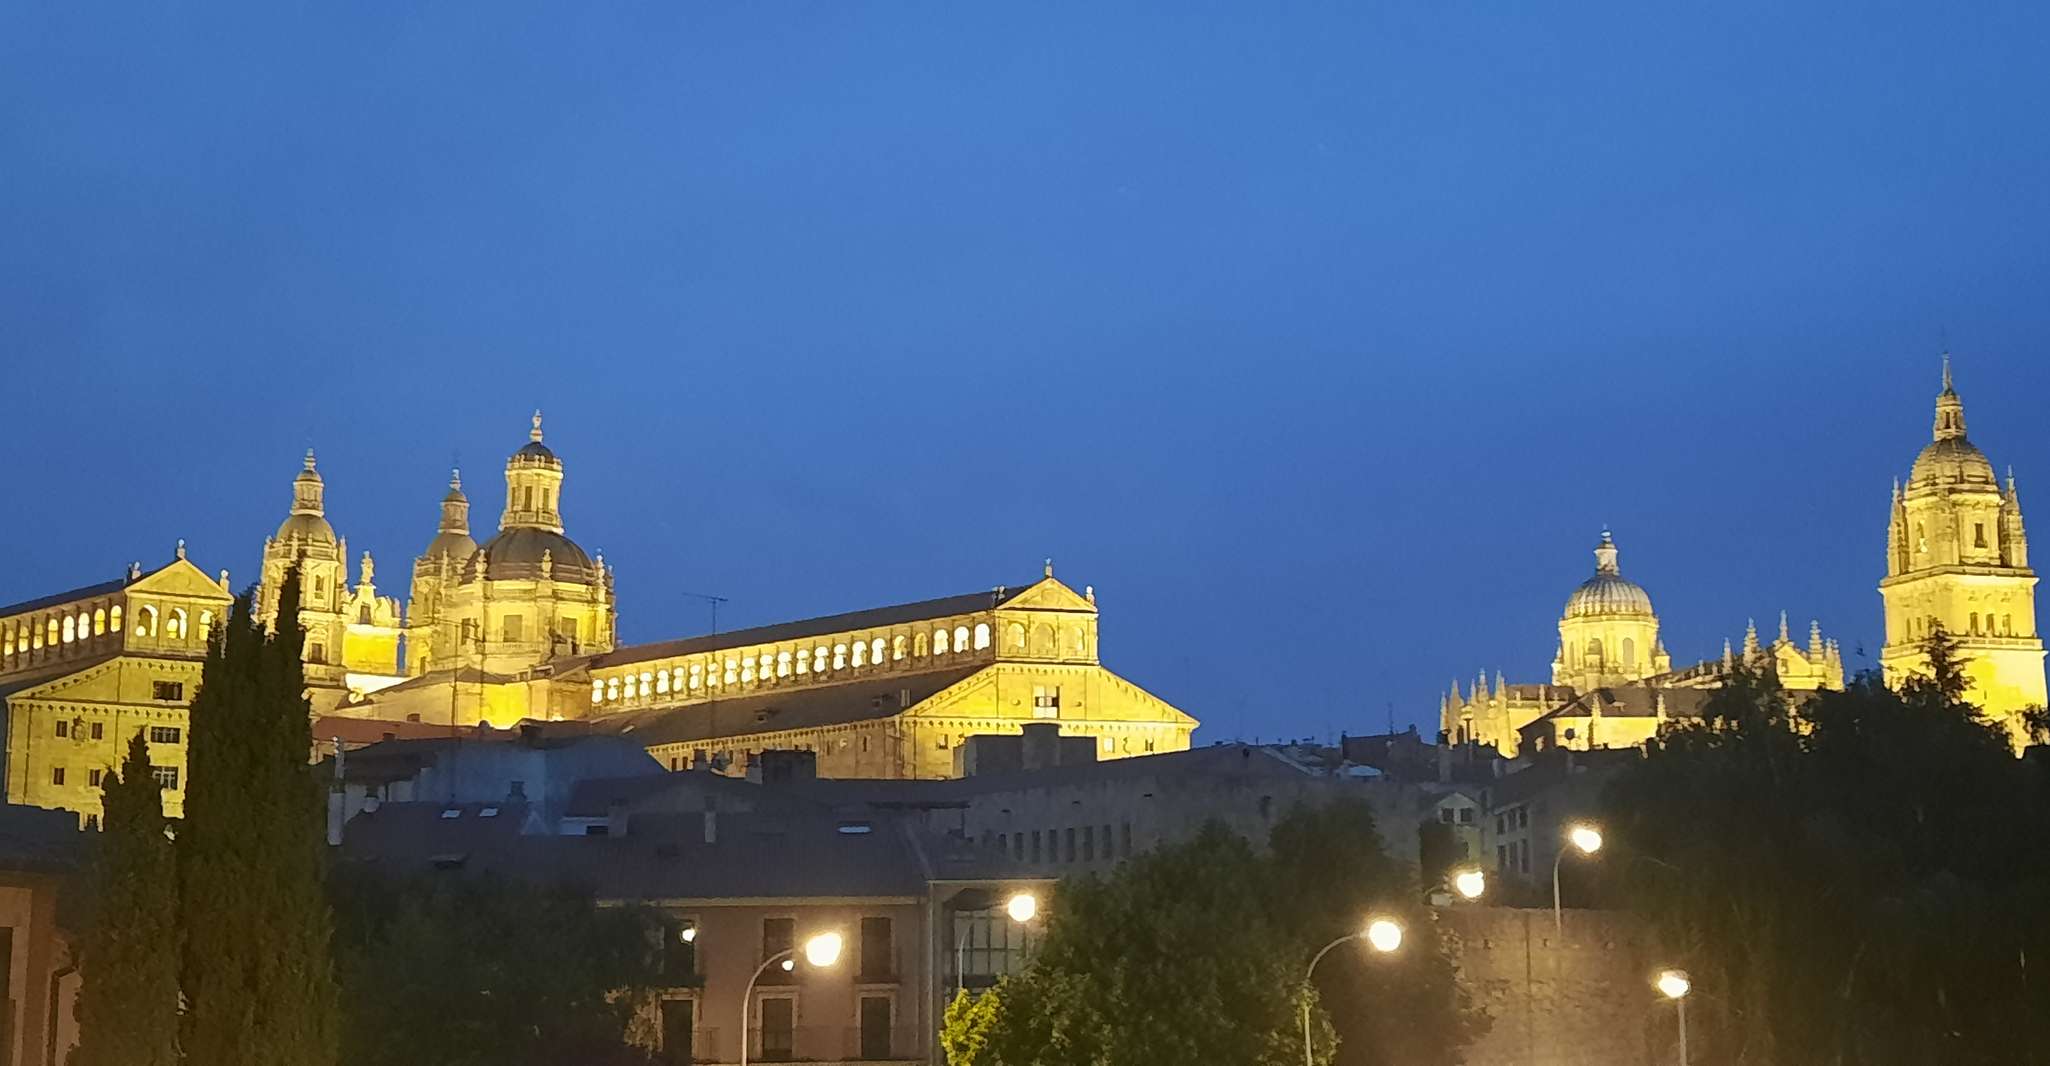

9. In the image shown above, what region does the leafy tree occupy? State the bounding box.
[70,731,180,1066]
[1272,798,1486,1066]
[330,868,661,1066]
[944,804,1482,1066]
[1604,633,2050,1065]
[179,572,339,1066]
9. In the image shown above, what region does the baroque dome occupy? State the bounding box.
[1564,531,1654,619]
[275,450,338,545]
[464,527,598,584]
[1909,437,1997,489]
[275,511,338,544]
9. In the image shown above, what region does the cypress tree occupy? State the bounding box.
[71,730,180,1066]
[179,571,339,1066]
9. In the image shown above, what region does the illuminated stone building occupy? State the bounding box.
[0,551,232,821]
[1880,359,2046,729]
[1442,532,1842,756]
[294,414,1192,778]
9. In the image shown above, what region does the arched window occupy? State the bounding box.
[724,658,739,685]
[954,626,970,654]
[852,641,867,668]
[933,629,949,655]
[795,650,809,675]
[1033,623,1054,655]
[76,611,89,640]
[62,617,75,644]
[741,659,755,684]
[359,605,372,624]
[656,670,670,694]
[1008,623,1026,649]
[915,632,929,656]
[606,677,620,701]
[93,608,106,636]
[870,638,885,664]
[973,624,990,650]
[47,617,60,645]
[1585,637,1603,664]
[813,646,828,673]
[1069,626,1086,656]
[1916,524,1927,553]
[1620,637,1636,669]
[833,643,848,670]
[892,635,907,661]
[169,608,188,640]
[109,604,123,635]
[135,606,157,638]
[778,651,793,677]
[689,663,703,690]
[591,680,605,704]
[2005,614,2015,636]
[1970,612,1981,635]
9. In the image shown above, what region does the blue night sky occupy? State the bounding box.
[5,3,2049,742]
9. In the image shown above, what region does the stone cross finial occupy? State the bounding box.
[530,410,544,442]
[176,539,187,561]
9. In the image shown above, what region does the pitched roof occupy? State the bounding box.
[598,665,986,747]
[341,804,940,899]
[0,572,135,619]
[586,585,1035,671]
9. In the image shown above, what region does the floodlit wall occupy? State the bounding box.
[1439,907,1668,1066]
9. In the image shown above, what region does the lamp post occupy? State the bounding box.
[1553,823,1602,937]
[1300,918,1403,1066]
[1655,968,1691,1066]
[958,892,1039,995]
[739,931,841,1066]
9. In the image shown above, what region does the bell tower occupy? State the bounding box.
[1879,357,2046,728]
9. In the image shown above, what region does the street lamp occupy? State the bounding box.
[959,891,1039,994]
[1451,868,1487,901]
[1301,918,1403,1066]
[739,931,842,1066]
[1655,968,1691,1066]
[1553,822,1602,936]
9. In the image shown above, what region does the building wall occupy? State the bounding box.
[4,657,201,821]
[626,898,930,1066]
[1439,907,1664,1066]
[0,875,77,1066]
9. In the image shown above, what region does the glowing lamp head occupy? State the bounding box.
[1006,892,1039,924]
[1452,868,1487,900]
[1656,969,1692,1000]
[679,925,698,944]
[1363,918,1404,954]
[779,958,794,972]
[803,931,844,968]
[1569,824,1604,855]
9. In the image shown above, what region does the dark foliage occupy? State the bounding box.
[70,731,180,1066]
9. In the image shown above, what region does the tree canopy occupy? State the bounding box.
[943,800,1483,1066]
[70,730,180,1066]
[1603,628,2050,1065]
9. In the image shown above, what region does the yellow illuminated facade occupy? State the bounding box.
[257,451,405,712]
[1880,359,2046,730]
[287,415,1190,776]
[1444,532,1843,756]
[0,554,232,821]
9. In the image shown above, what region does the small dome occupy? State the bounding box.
[513,410,559,464]
[1563,530,1655,619]
[423,530,478,562]
[464,527,597,584]
[275,511,338,545]
[1908,437,1997,490]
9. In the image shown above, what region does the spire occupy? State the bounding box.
[291,449,325,516]
[439,469,470,534]
[1809,619,1824,657]
[1778,610,1790,645]
[530,409,545,443]
[1476,670,1490,702]
[1743,618,1759,657]
[1593,528,1620,575]
[1722,638,1734,668]
[1933,354,1968,441]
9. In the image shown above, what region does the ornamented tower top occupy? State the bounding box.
[1880,356,2045,733]
[502,410,566,534]
[1553,529,1670,691]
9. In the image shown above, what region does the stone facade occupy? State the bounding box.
[1439,907,1670,1066]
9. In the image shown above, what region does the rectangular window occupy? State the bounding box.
[151,680,184,701]
[149,726,181,745]
[1064,827,1076,863]
[859,996,894,1060]
[659,997,695,1065]
[1976,523,1988,548]
[1031,685,1061,718]
[152,767,179,791]
[1439,808,1454,824]
[859,916,894,981]
[1498,844,1508,870]
[1082,825,1096,862]
[757,997,795,1062]
[1459,808,1475,825]
[90,721,104,740]
[51,767,64,786]
[761,917,794,962]
[1517,808,1529,829]
[663,919,697,981]
[1029,831,1041,863]
[88,769,103,787]
[1518,839,1530,874]
[54,721,67,738]
[1496,814,1506,834]
[502,616,524,643]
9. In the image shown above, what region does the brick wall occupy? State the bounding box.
[1440,907,1673,1066]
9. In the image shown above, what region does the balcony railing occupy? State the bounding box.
[743,1025,929,1062]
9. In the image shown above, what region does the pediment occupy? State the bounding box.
[127,559,233,604]
[998,578,1096,614]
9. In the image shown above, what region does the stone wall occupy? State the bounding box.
[1440,907,1674,1066]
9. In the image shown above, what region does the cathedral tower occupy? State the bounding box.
[404,468,478,676]
[1553,530,1670,691]
[1880,358,2046,726]
[259,450,350,684]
